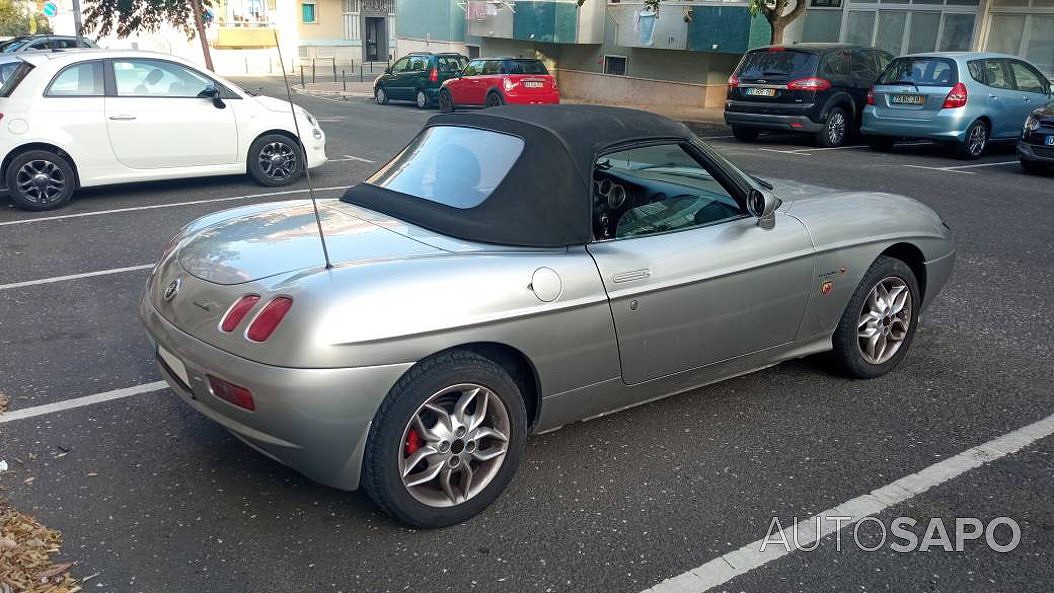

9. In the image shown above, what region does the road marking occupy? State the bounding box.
[645,411,1054,593]
[698,135,735,140]
[806,145,869,152]
[0,264,154,292]
[0,186,347,227]
[903,161,1018,175]
[0,381,168,424]
[903,164,977,175]
[333,154,376,163]
[757,148,813,156]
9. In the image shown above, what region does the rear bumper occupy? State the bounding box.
[724,109,824,133]
[504,90,560,105]
[861,106,970,141]
[1017,139,1054,162]
[140,297,413,491]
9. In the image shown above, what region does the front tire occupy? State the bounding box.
[439,89,455,113]
[732,126,759,142]
[5,150,76,211]
[362,350,527,528]
[374,87,389,105]
[247,134,304,187]
[816,106,849,148]
[956,120,987,160]
[830,255,921,379]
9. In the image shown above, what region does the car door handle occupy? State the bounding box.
[108,114,137,121]
[612,269,651,283]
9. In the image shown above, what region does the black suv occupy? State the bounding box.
[374,52,468,109]
[724,44,893,147]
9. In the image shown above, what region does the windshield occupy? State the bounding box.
[878,58,958,87]
[736,50,818,79]
[367,126,524,209]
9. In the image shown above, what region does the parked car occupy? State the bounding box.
[1019,101,1054,172]
[373,52,468,109]
[862,52,1054,159]
[142,105,954,528]
[0,50,326,211]
[0,34,98,53]
[437,57,559,111]
[725,44,892,147]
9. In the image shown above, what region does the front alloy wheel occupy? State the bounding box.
[257,141,298,182]
[857,277,912,365]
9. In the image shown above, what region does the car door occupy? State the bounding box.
[379,57,408,98]
[585,142,814,385]
[398,55,427,99]
[104,58,238,169]
[1007,60,1052,131]
[458,59,487,105]
[980,59,1019,138]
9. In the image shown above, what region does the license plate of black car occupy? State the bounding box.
[892,94,925,105]
[745,87,776,97]
[524,81,543,88]
[1046,136,1054,146]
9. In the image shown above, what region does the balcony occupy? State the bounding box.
[607,0,769,53]
[464,0,604,44]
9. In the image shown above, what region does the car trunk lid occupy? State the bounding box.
[729,48,821,107]
[871,57,959,121]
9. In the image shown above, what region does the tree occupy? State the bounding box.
[0,0,51,36]
[749,0,806,45]
[82,0,214,71]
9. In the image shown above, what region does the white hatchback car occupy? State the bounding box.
[0,50,327,211]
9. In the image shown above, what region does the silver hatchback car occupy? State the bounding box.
[862,52,1054,159]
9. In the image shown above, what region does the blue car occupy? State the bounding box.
[862,52,1054,159]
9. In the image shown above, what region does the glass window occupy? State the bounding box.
[302,1,317,23]
[0,60,33,96]
[879,57,958,86]
[390,58,409,73]
[462,59,484,76]
[736,49,819,79]
[407,56,427,71]
[810,0,841,6]
[802,10,842,43]
[907,12,940,54]
[367,126,524,209]
[604,56,627,76]
[938,14,974,51]
[851,50,880,83]
[986,15,1025,55]
[1009,61,1047,93]
[821,51,851,78]
[1026,16,1054,77]
[113,59,214,98]
[502,60,548,75]
[982,59,1012,89]
[967,59,986,84]
[482,60,501,75]
[594,144,742,240]
[437,55,466,73]
[874,11,907,56]
[845,11,876,47]
[45,61,104,96]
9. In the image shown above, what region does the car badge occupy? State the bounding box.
[758,79,767,84]
[821,280,834,295]
[163,278,182,302]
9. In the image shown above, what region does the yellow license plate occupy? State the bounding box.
[745,87,776,97]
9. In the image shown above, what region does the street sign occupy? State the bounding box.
[42,1,58,17]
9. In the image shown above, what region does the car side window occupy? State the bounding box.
[593,143,745,241]
[113,59,214,98]
[45,61,104,97]
[875,51,892,73]
[820,51,850,80]
[967,60,986,85]
[462,60,483,76]
[482,60,501,75]
[437,56,462,73]
[1009,61,1046,94]
[391,58,409,73]
[850,50,877,84]
[982,59,1012,90]
[408,56,427,72]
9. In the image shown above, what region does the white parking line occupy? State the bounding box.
[333,155,376,163]
[903,161,1018,175]
[0,381,168,424]
[757,148,813,156]
[0,264,153,292]
[644,411,1054,593]
[0,186,347,227]
[698,135,735,140]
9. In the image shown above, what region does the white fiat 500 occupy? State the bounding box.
[0,50,327,210]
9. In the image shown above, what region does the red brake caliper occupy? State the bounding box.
[405,429,421,456]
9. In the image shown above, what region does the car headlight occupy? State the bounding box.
[1024,114,1039,132]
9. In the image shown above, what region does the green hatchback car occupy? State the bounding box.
[374,52,468,109]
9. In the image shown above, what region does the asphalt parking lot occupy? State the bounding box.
[1,78,1052,593]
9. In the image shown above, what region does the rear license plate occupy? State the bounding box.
[891,94,926,105]
[158,345,191,388]
[523,81,543,88]
[1046,136,1054,146]
[744,87,776,97]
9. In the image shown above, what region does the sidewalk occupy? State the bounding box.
[293,81,726,125]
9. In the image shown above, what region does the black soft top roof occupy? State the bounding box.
[340,105,693,247]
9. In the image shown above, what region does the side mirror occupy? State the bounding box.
[384,66,392,74]
[748,188,779,229]
[199,84,225,109]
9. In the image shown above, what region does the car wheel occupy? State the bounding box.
[439,89,455,113]
[5,150,76,211]
[732,127,759,142]
[362,350,527,528]
[415,89,429,109]
[866,136,895,152]
[375,87,389,105]
[816,107,849,148]
[247,134,304,187]
[485,92,505,108]
[1020,159,1046,174]
[830,255,921,379]
[956,120,987,160]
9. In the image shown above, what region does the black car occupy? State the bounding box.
[0,35,98,53]
[724,44,893,147]
[1019,101,1054,173]
[374,51,468,109]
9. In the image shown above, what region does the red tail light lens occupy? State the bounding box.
[207,375,255,411]
[246,296,293,342]
[787,77,832,91]
[867,87,875,105]
[429,67,438,82]
[942,82,968,109]
[728,74,740,89]
[220,295,260,333]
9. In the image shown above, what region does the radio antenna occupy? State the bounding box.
[272,27,332,270]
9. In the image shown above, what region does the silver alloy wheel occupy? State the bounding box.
[16,159,67,205]
[375,88,386,104]
[857,276,912,365]
[968,123,987,156]
[416,90,427,108]
[399,383,511,508]
[257,141,297,180]
[828,111,847,144]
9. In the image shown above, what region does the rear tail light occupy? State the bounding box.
[429,67,438,82]
[246,296,293,342]
[220,295,260,332]
[867,87,875,106]
[728,74,740,89]
[207,375,255,411]
[787,77,832,91]
[942,82,968,109]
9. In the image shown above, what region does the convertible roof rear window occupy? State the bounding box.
[367,125,524,209]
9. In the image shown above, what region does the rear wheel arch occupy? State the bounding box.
[2,142,80,188]
[823,93,856,122]
[880,242,927,301]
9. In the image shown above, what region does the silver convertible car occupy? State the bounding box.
[142,106,955,527]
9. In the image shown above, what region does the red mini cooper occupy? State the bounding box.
[438,57,560,112]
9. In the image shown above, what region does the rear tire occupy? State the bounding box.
[1020,159,1046,173]
[816,106,849,148]
[866,135,895,152]
[485,91,505,108]
[415,89,429,109]
[5,149,76,211]
[956,120,987,160]
[439,89,455,113]
[732,126,759,142]
[247,134,304,187]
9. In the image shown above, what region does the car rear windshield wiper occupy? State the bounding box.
[893,79,920,92]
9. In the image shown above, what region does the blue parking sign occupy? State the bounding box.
[42,1,58,17]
